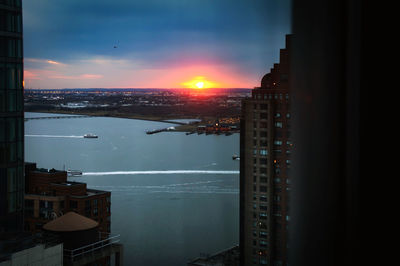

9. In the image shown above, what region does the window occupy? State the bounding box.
[25,199,34,217]
[70,200,78,209]
[259,231,268,238]
[274,195,281,202]
[260,149,268,156]
[258,249,267,256]
[275,122,283,128]
[260,196,267,202]
[260,113,268,119]
[260,131,267,138]
[260,186,267,192]
[260,140,268,147]
[259,222,267,229]
[85,202,91,216]
[260,240,268,247]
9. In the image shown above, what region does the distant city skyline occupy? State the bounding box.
[23,0,291,89]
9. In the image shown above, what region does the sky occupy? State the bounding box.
[23,0,291,89]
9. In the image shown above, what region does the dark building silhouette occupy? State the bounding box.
[0,0,24,235]
[240,35,291,266]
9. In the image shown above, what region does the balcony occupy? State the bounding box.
[63,233,123,266]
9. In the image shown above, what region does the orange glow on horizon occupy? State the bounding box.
[181,76,219,89]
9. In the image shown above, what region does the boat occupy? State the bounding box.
[67,169,82,176]
[83,133,98,138]
[232,154,240,160]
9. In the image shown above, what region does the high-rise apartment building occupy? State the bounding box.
[0,0,24,234]
[240,35,291,266]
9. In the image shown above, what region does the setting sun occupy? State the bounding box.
[181,76,218,89]
[195,82,204,89]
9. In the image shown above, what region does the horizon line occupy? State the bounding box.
[24,87,253,90]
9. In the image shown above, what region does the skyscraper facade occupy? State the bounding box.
[0,0,24,233]
[240,35,291,266]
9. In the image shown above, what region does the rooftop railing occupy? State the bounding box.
[63,234,120,261]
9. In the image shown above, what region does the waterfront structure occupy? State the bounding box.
[0,0,24,234]
[24,163,111,234]
[240,35,291,266]
[43,212,123,266]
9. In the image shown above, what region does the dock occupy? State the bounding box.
[146,126,176,135]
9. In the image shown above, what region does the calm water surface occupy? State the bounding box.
[24,112,239,265]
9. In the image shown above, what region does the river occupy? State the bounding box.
[24,112,239,265]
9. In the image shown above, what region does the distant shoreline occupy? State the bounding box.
[25,110,203,132]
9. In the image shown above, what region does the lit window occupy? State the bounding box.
[274,140,282,145]
[259,231,268,238]
[260,196,268,202]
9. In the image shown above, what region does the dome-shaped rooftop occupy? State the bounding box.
[43,212,98,232]
[261,73,271,88]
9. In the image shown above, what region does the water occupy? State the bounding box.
[24,112,239,265]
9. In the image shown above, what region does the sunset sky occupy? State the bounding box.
[23,0,291,89]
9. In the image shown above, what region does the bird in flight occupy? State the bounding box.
[113,40,119,48]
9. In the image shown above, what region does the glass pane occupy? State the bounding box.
[7,167,16,192]
[7,118,16,141]
[7,66,16,89]
[7,91,16,111]
[0,118,5,141]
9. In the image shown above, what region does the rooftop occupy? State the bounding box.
[43,212,98,232]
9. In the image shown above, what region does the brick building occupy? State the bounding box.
[24,162,111,234]
[240,35,291,266]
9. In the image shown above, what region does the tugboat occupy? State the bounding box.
[83,133,98,138]
[67,169,82,177]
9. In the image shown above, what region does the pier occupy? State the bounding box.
[146,126,176,135]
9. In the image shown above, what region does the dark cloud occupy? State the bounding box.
[23,0,291,81]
